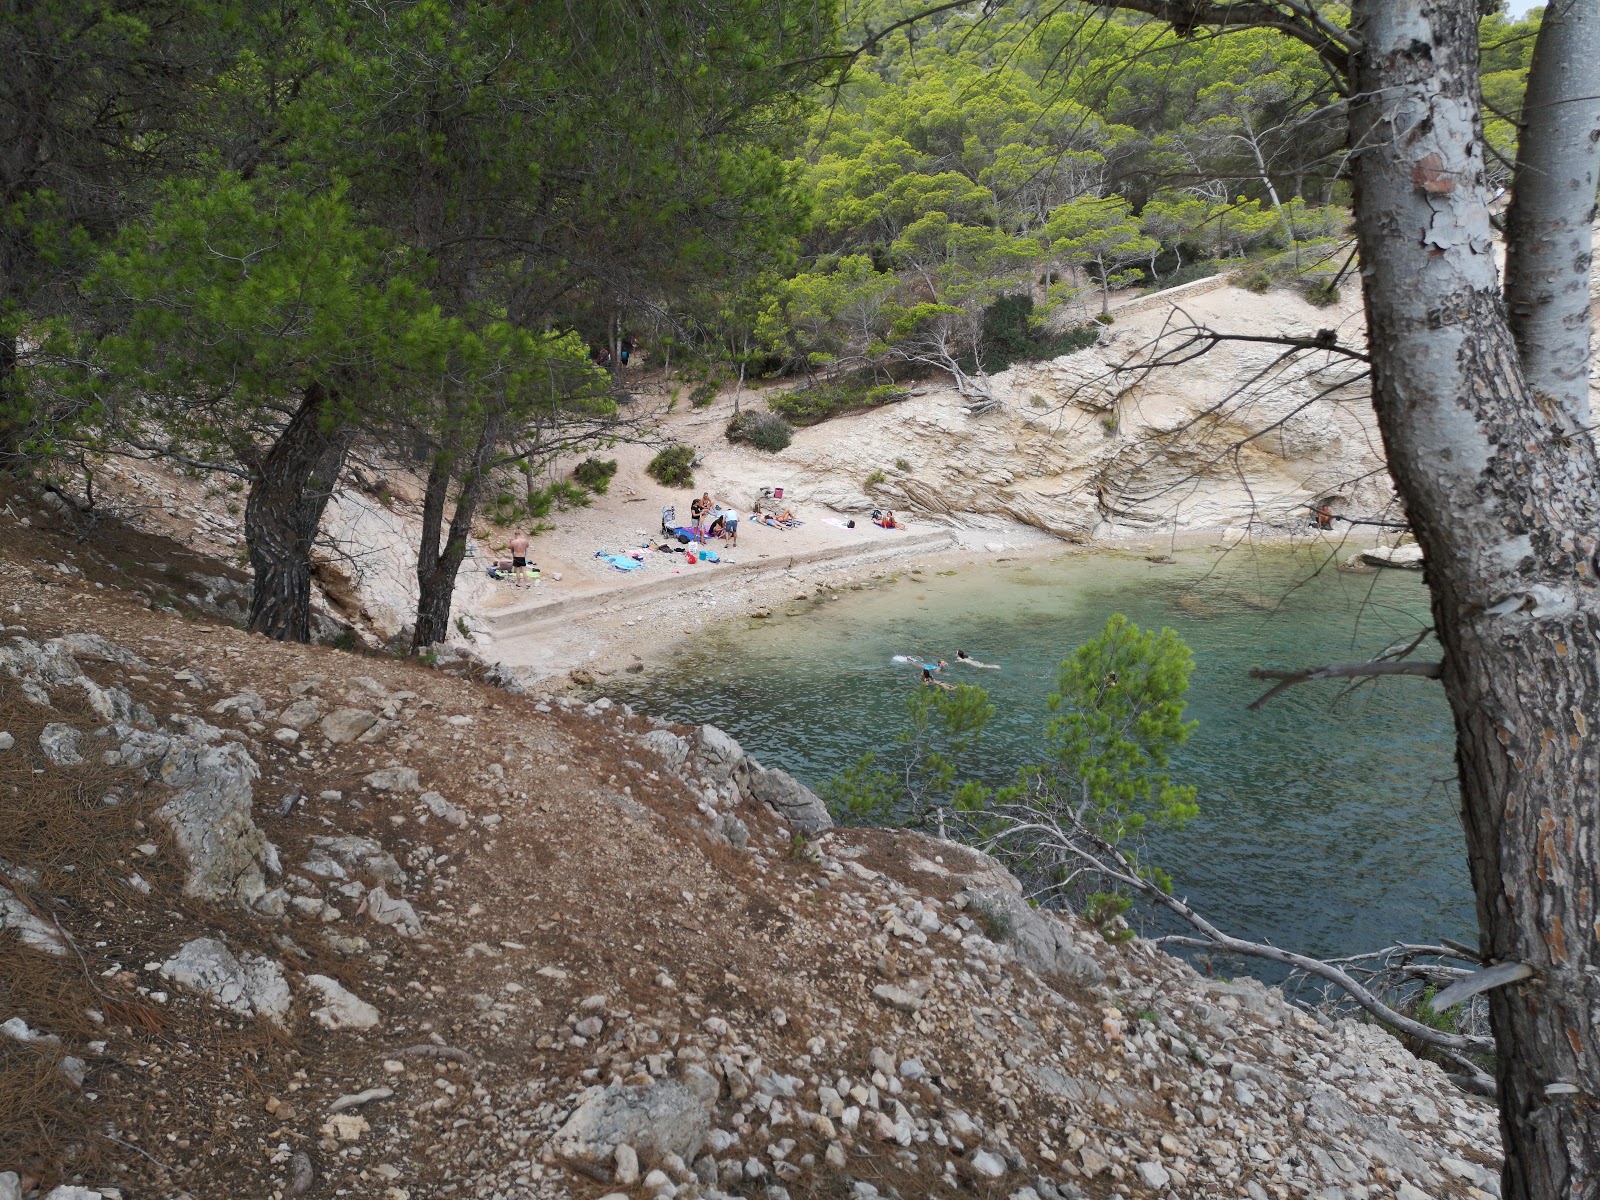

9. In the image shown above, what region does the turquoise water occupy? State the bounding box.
[611,547,1474,965]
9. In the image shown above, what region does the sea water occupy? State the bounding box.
[611,546,1473,967]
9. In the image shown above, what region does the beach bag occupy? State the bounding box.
[677,533,690,544]
[847,520,856,528]
[773,486,784,499]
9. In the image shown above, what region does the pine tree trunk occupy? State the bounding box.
[244,380,354,641]
[411,457,456,651]
[0,330,20,466]
[1501,0,1600,432]
[412,417,499,652]
[1345,4,1600,1197]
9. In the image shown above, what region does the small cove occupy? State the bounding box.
[610,544,1474,968]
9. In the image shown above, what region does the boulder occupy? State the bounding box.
[39,722,84,766]
[158,937,292,1025]
[962,887,1105,987]
[153,738,276,909]
[638,728,689,771]
[321,707,378,744]
[304,974,381,1030]
[734,760,832,837]
[364,766,422,794]
[309,835,405,886]
[365,886,423,937]
[276,699,324,731]
[693,725,745,785]
[552,1081,711,1168]
[1358,543,1424,570]
[0,635,84,697]
[420,791,469,828]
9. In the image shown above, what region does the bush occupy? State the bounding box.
[646,443,696,488]
[1304,278,1342,307]
[769,376,908,425]
[975,294,1102,371]
[689,381,719,408]
[573,456,618,492]
[863,468,887,489]
[1238,267,1274,294]
[725,410,793,453]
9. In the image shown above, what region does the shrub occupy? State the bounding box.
[769,376,908,425]
[894,457,910,472]
[573,456,618,492]
[863,468,887,489]
[1304,278,1341,307]
[646,443,696,488]
[689,381,719,408]
[975,294,1101,371]
[726,410,793,453]
[1238,267,1274,294]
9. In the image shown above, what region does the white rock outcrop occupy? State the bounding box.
[725,284,1389,539]
[159,937,292,1025]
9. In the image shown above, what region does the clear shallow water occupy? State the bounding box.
[611,547,1475,966]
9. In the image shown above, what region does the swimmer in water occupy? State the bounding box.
[921,667,954,690]
[954,649,1000,670]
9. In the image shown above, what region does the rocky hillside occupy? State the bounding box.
[752,282,1391,540]
[2,492,1503,1200]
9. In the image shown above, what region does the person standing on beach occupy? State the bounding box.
[509,530,530,586]
[690,492,711,544]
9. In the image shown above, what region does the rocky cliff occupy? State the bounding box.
[0,486,1504,1200]
[760,283,1392,541]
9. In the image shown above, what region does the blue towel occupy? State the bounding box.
[596,553,643,571]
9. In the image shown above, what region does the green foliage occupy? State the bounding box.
[1045,195,1160,313]
[646,444,696,488]
[573,457,618,493]
[978,293,1101,371]
[863,468,886,489]
[1304,278,1341,308]
[822,682,996,828]
[768,376,908,425]
[894,457,911,472]
[1084,892,1135,944]
[725,410,793,453]
[1018,615,1199,895]
[827,613,1199,928]
[689,382,720,408]
[1413,985,1463,1036]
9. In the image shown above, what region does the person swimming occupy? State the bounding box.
[954,649,1000,670]
[921,667,953,690]
[893,655,947,671]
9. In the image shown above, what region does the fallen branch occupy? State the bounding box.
[1247,659,1441,710]
[976,808,1495,1056]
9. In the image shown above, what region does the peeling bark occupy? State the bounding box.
[1345,3,1600,1196]
[1501,0,1600,432]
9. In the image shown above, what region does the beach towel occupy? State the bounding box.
[822,517,853,529]
[700,549,720,563]
[596,552,643,571]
